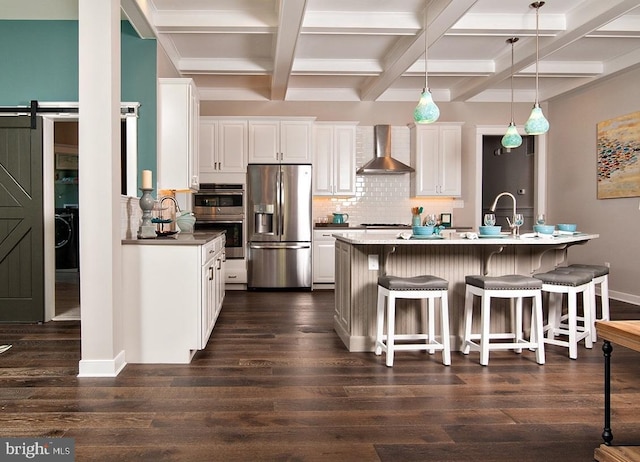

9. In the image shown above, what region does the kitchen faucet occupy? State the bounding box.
[159,196,181,220]
[489,192,518,236]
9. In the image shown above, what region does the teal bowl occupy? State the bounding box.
[479,225,501,235]
[557,223,577,232]
[413,226,434,235]
[533,224,555,235]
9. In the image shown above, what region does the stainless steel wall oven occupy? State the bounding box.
[193,184,244,259]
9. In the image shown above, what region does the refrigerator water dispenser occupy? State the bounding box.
[253,204,274,234]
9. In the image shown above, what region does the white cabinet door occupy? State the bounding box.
[200,119,247,174]
[410,123,462,197]
[199,119,218,173]
[333,124,356,195]
[312,125,334,195]
[248,119,313,163]
[218,121,247,172]
[313,230,336,283]
[248,120,279,163]
[280,120,312,162]
[313,123,356,196]
[158,78,199,191]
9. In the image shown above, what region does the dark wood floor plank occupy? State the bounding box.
[0,291,639,461]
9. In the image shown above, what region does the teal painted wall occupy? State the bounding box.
[0,20,157,189]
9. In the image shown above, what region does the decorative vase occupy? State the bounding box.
[176,211,196,233]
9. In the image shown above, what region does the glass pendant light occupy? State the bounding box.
[525,1,549,135]
[414,2,439,124]
[502,37,522,149]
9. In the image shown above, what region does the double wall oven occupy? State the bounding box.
[193,184,244,259]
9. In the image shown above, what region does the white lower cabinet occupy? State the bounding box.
[313,229,361,284]
[122,234,225,363]
[224,258,247,285]
[313,230,337,283]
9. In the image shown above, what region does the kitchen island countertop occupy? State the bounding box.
[122,231,225,245]
[333,231,598,245]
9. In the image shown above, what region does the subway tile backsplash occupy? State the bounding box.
[313,125,455,226]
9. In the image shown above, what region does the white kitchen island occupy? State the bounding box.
[333,231,599,352]
[121,232,225,363]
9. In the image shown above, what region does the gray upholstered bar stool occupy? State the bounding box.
[375,275,451,367]
[533,270,594,359]
[462,275,545,366]
[558,264,610,342]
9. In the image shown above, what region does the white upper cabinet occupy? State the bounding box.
[248,118,314,163]
[313,122,357,196]
[199,118,247,174]
[410,123,463,197]
[158,78,200,191]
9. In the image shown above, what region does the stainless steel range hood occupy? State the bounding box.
[356,125,414,174]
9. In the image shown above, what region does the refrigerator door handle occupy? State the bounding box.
[250,244,311,250]
[278,169,284,236]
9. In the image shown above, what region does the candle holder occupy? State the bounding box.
[137,188,157,239]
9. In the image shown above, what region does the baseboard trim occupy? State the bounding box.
[598,288,640,307]
[77,350,126,377]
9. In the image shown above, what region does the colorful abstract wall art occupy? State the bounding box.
[597,111,640,199]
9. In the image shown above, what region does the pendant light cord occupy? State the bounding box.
[535,5,539,103]
[510,38,516,121]
[533,2,543,104]
[424,2,428,90]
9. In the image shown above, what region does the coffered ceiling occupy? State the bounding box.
[6,0,640,103]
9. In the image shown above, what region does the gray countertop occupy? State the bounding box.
[122,231,225,245]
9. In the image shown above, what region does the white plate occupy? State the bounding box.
[478,234,509,238]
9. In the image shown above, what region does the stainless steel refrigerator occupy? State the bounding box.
[247,164,312,289]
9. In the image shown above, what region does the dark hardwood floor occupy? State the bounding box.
[1,291,639,461]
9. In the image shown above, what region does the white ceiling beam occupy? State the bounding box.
[293,58,381,75]
[121,0,155,39]
[271,0,308,101]
[302,10,419,35]
[359,0,477,102]
[179,58,272,74]
[450,0,640,102]
[153,10,276,33]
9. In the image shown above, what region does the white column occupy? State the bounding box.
[77,0,126,377]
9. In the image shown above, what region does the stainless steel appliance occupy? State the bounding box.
[247,164,312,289]
[193,184,245,259]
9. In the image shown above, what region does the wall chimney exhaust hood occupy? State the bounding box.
[356,125,415,174]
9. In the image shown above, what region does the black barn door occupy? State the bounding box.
[0,116,44,322]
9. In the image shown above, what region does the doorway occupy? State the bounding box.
[473,126,547,230]
[53,121,80,320]
[42,104,139,322]
[482,135,535,231]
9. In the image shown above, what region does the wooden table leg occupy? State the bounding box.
[602,340,613,445]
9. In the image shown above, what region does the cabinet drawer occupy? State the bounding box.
[201,236,224,262]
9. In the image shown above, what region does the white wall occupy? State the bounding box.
[547,68,640,303]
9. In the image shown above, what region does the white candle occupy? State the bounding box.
[141,170,152,189]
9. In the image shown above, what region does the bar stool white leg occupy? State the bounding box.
[479,291,491,366]
[514,297,523,354]
[462,286,474,356]
[440,291,451,366]
[386,292,396,367]
[532,291,545,364]
[375,288,385,356]
[427,298,436,355]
